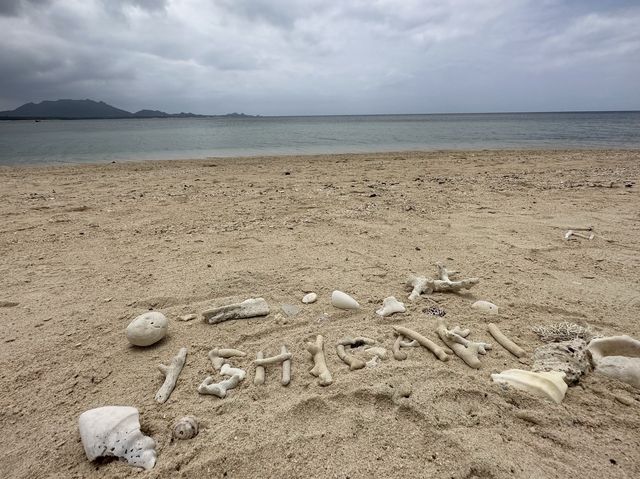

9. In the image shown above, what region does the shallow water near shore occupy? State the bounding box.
[1,111,640,165]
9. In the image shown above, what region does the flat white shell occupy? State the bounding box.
[78,406,156,470]
[588,335,640,389]
[491,369,567,404]
[126,311,168,346]
[471,300,498,314]
[302,293,317,304]
[331,290,360,310]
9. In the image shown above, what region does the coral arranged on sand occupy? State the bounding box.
[435,317,491,369]
[407,263,479,301]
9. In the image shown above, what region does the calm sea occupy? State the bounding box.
[1,111,639,165]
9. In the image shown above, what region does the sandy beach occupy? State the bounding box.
[1,149,639,479]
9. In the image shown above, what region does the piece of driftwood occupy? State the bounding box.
[202,298,270,324]
[306,335,333,386]
[436,318,491,369]
[488,323,525,358]
[155,347,187,404]
[393,326,449,361]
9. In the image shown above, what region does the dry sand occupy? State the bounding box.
[1,150,639,479]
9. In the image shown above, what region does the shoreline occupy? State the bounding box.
[1,149,639,478]
[3,147,640,169]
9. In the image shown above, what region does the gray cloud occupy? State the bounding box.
[1,0,639,114]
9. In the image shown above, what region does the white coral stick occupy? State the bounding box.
[306,335,333,386]
[155,347,187,404]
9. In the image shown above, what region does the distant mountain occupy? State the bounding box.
[0,99,256,120]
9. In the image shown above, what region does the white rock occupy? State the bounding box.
[78,406,156,470]
[588,335,640,389]
[331,290,360,310]
[491,369,568,404]
[302,293,317,304]
[471,300,498,314]
[376,296,406,317]
[126,311,168,347]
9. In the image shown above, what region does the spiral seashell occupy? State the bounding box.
[172,416,198,440]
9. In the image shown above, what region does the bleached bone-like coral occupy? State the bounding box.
[252,347,293,385]
[172,416,198,440]
[393,326,449,361]
[336,336,376,370]
[564,230,595,241]
[407,263,479,300]
[436,317,491,369]
[202,298,270,324]
[392,335,418,360]
[281,345,292,386]
[155,347,187,404]
[491,369,568,404]
[208,348,247,370]
[306,335,333,386]
[488,324,525,358]
[588,335,640,389]
[532,322,593,343]
[533,339,590,385]
[376,296,406,317]
[197,363,246,398]
[78,406,156,470]
[254,351,265,385]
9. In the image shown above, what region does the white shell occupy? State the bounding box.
[78,406,156,470]
[471,300,498,314]
[302,293,317,304]
[331,290,360,310]
[126,311,168,347]
[491,369,568,404]
[376,296,406,317]
[588,335,640,389]
[172,416,198,440]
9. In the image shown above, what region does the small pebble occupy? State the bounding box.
[179,314,197,322]
[302,293,317,304]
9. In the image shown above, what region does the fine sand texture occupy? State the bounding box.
[1,150,639,478]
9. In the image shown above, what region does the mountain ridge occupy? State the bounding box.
[0,99,256,119]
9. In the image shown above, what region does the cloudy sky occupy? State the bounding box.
[1,0,639,115]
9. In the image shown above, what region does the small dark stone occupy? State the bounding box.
[284,171,291,175]
[610,459,617,465]
[415,246,421,251]
[369,193,377,197]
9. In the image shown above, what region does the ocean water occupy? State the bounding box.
[1,111,639,165]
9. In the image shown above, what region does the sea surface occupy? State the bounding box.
[1,111,639,165]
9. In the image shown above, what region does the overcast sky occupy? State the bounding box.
[1,0,639,115]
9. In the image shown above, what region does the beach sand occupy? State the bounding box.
[1,150,639,478]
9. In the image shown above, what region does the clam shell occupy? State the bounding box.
[172,416,198,440]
